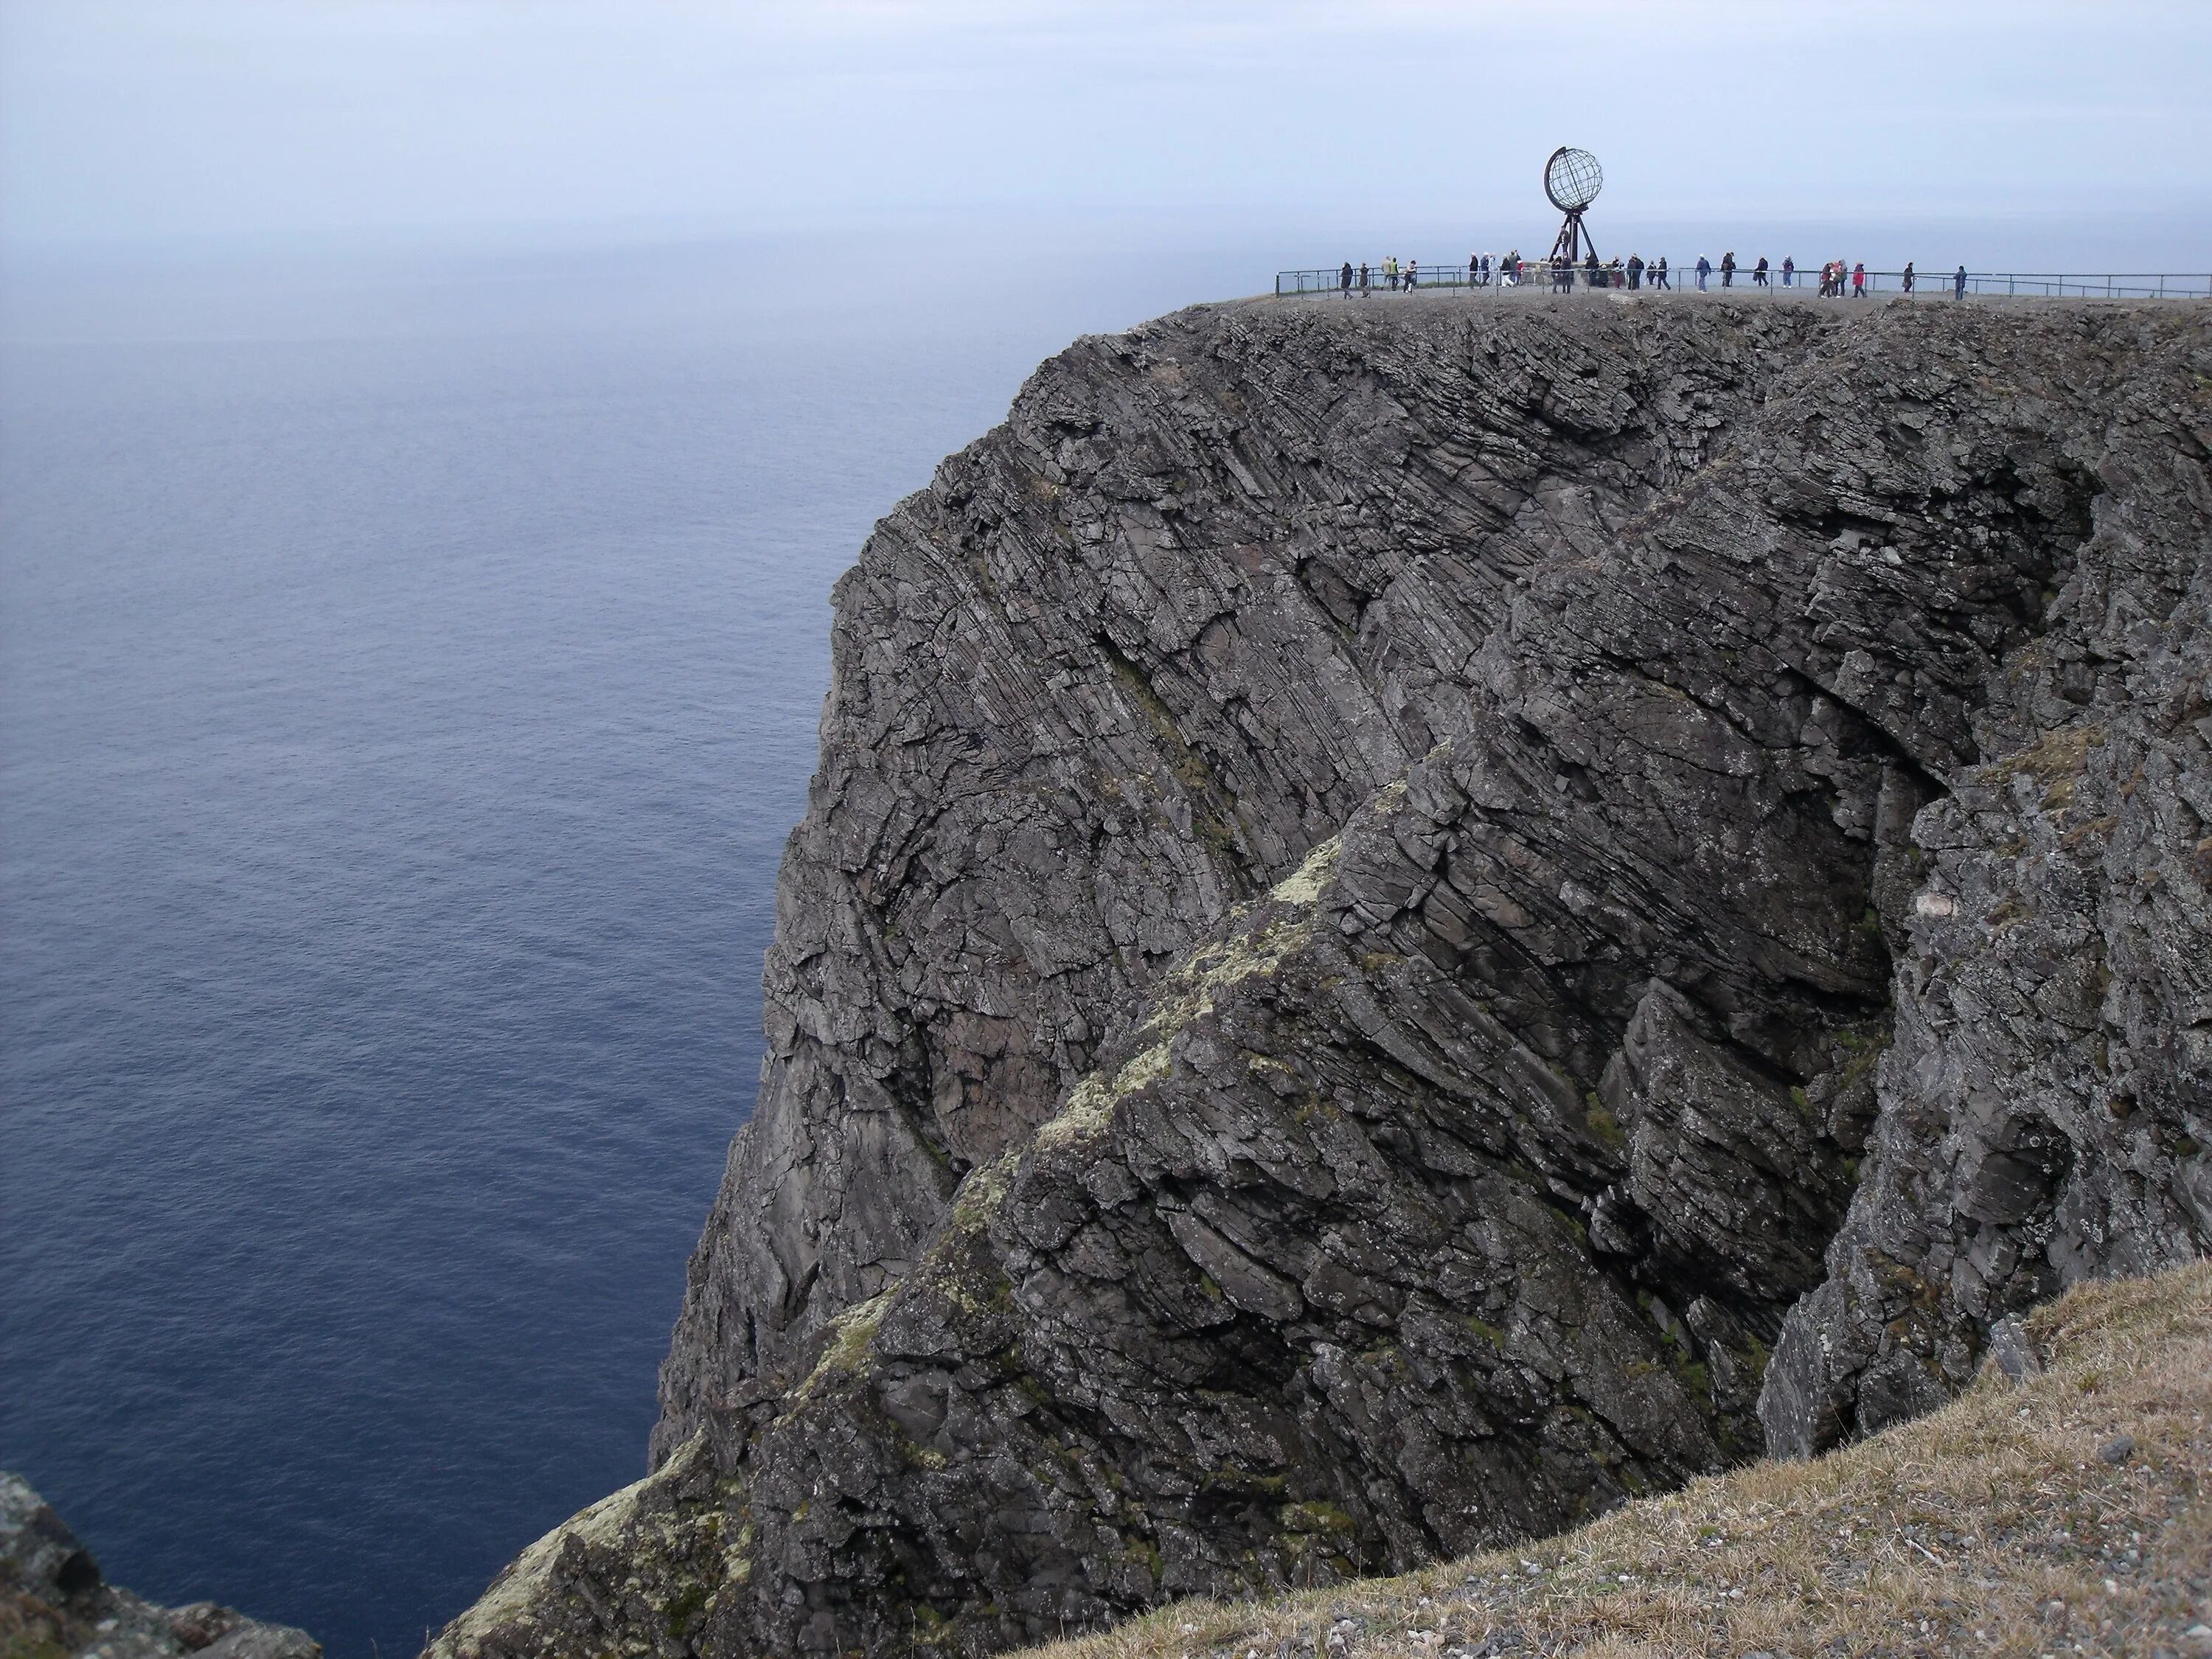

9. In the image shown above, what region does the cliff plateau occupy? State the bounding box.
[429,292,2211,1659]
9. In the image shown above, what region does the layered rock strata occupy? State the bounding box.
[1,1472,321,1659]
[431,293,2211,1659]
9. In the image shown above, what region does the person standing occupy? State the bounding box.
[1405,257,1419,291]
[1653,254,1669,290]
[1360,261,1371,296]
[1782,255,1795,288]
[1696,254,1712,291]
[1340,260,1354,297]
[1851,261,1867,297]
[1753,255,1770,288]
[1901,260,1916,295]
[1720,251,1736,288]
[1954,263,1968,299]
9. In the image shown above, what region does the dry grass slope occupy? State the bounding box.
[1016,1263,2212,1659]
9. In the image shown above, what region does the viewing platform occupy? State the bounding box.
[1275,266,2212,301]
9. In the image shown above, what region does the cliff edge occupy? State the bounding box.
[430,292,2211,1659]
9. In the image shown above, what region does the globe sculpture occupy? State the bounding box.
[1544,145,1603,267]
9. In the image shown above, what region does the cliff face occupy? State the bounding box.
[430,294,2211,1659]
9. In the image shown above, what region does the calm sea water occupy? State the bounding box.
[4,210,2199,1659]
[0,228,1267,1658]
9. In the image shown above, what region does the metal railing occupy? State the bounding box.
[1276,264,2212,301]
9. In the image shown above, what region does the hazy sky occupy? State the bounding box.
[3,1,2209,251]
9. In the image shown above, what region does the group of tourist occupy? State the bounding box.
[1345,255,1425,291]
[1335,251,1974,300]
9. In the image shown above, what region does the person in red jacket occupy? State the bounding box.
[1852,262,1867,297]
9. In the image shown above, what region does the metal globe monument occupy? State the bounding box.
[1545,145,1603,265]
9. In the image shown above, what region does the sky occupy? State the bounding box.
[3,0,2210,257]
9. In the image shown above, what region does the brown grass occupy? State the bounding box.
[1017,1263,2212,1659]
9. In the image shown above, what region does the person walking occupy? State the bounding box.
[1696,254,1712,291]
[1753,255,1770,288]
[1405,257,1419,291]
[1953,263,1968,300]
[1720,251,1736,288]
[1340,260,1354,297]
[1653,254,1669,291]
[1901,260,1916,295]
[1781,255,1795,288]
[1384,255,1398,291]
[1851,261,1867,298]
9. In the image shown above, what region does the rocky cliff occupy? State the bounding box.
[428,292,2211,1659]
[1,1472,320,1659]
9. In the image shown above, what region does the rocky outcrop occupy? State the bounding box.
[1,1472,320,1659]
[431,293,2211,1659]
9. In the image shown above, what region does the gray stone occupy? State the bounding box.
[428,294,2212,1659]
[195,1624,321,1659]
[0,1472,319,1659]
[1,1470,102,1603]
[1983,1315,2042,1383]
[169,1604,248,1652]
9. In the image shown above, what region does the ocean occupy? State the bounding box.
[4,209,2202,1658]
[0,224,1272,1658]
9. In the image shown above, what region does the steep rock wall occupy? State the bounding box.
[433,294,2211,1659]
[653,295,1829,1451]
